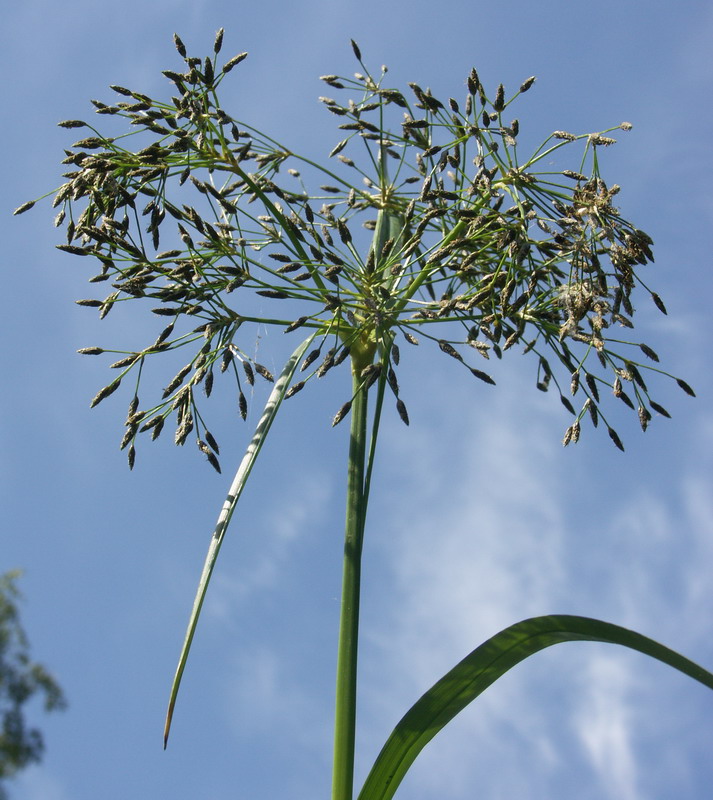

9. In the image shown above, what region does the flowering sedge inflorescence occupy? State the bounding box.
[18,32,693,470]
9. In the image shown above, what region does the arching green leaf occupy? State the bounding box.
[358,615,713,800]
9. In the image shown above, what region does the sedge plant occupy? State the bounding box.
[17,31,712,800]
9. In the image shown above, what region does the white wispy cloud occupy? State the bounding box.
[573,653,639,800]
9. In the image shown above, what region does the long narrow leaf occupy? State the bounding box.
[163,334,315,746]
[357,614,713,800]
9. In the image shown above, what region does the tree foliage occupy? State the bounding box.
[0,571,65,798]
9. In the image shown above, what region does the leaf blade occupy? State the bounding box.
[163,334,315,747]
[357,614,713,800]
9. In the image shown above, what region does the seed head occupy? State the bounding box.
[213,28,224,55]
[639,343,659,362]
[90,379,121,408]
[223,52,248,73]
[254,363,274,382]
[519,76,536,93]
[676,378,695,397]
[13,201,35,216]
[238,391,248,420]
[332,401,352,427]
[396,398,409,426]
[493,84,505,112]
[607,426,625,452]
[173,34,187,58]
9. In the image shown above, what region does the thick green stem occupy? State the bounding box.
[332,363,370,800]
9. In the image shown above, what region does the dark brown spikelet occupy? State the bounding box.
[213,28,224,54]
[154,323,175,347]
[332,400,352,427]
[650,400,671,418]
[127,445,136,470]
[140,415,163,433]
[387,367,399,397]
[560,395,576,414]
[519,76,536,93]
[360,363,381,384]
[110,355,138,369]
[90,379,121,408]
[173,33,187,58]
[286,380,305,399]
[151,417,165,441]
[493,84,505,112]
[206,451,221,473]
[617,389,636,410]
[109,85,133,96]
[120,428,134,451]
[333,346,350,367]
[336,218,352,245]
[223,52,248,73]
[203,57,215,87]
[585,398,599,428]
[204,370,214,397]
[197,439,221,473]
[470,368,496,385]
[438,340,462,361]
[562,425,574,447]
[238,391,248,420]
[60,245,91,256]
[301,348,321,372]
[350,40,362,61]
[396,398,410,426]
[163,364,192,397]
[220,348,233,372]
[585,372,600,402]
[254,363,274,382]
[58,119,87,129]
[651,292,667,315]
[638,405,651,432]
[607,426,625,452]
[639,343,659,362]
[317,348,337,377]
[676,378,696,397]
[330,139,348,157]
[13,201,35,216]
[242,361,255,385]
[570,371,580,395]
[284,316,309,333]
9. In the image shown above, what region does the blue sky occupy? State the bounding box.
[3,2,713,799]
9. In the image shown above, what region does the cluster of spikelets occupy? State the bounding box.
[16,31,694,471]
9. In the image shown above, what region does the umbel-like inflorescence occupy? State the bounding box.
[18,32,694,470]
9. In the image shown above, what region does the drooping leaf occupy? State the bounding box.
[357,614,713,800]
[163,334,315,747]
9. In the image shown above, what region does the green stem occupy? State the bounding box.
[332,362,370,800]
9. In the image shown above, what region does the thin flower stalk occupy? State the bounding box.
[333,361,370,800]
